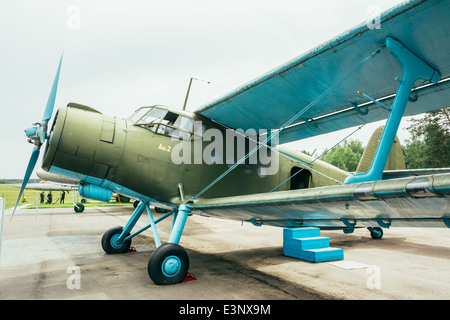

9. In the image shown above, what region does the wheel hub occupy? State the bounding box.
[162,255,181,277]
[110,234,124,249]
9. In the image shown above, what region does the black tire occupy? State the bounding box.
[101,226,132,254]
[155,207,170,213]
[74,203,85,213]
[120,196,130,203]
[369,227,383,239]
[133,200,139,209]
[148,243,189,285]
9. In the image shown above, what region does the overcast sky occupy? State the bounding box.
[0,0,410,179]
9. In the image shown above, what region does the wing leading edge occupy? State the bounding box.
[195,0,450,144]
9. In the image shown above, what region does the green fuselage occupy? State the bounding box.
[42,103,349,205]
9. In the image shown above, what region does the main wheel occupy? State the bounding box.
[148,243,189,285]
[101,226,132,254]
[368,227,383,239]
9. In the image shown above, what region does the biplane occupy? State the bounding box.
[18,172,85,211]
[14,0,450,285]
[20,171,134,212]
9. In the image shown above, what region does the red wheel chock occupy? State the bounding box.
[183,272,197,282]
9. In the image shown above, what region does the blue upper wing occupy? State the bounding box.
[195,0,450,144]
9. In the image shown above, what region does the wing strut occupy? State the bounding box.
[345,37,441,184]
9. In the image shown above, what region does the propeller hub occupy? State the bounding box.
[25,124,41,146]
[25,122,47,147]
[25,126,38,138]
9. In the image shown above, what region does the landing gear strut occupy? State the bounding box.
[100,202,192,285]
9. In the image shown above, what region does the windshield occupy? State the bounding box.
[129,106,194,138]
[128,107,151,123]
[139,108,167,125]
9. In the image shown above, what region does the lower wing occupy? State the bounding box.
[192,173,450,230]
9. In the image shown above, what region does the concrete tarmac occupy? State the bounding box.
[0,206,449,300]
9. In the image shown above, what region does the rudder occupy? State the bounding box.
[356,126,406,175]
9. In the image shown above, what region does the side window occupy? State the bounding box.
[156,111,179,136]
[173,116,193,140]
[173,116,193,132]
[133,108,194,139]
[157,114,194,139]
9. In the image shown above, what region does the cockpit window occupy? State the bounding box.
[128,107,151,123]
[174,116,194,132]
[160,111,178,126]
[129,106,194,139]
[140,108,168,125]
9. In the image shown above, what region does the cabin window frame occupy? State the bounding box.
[130,106,195,139]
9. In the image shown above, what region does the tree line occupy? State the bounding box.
[310,107,450,171]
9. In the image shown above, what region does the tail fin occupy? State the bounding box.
[356,126,406,175]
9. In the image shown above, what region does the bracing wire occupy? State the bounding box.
[189,46,385,202]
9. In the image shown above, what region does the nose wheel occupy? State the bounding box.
[101,226,132,254]
[74,203,85,213]
[100,203,192,285]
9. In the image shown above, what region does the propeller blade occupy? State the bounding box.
[13,53,64,221]
[10,147,40,221]
[42,52,64,123]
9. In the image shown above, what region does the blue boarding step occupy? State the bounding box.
[283,227,343,263]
